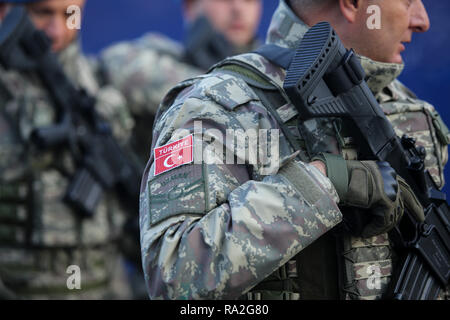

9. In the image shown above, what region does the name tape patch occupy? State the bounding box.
[154,135,194,176]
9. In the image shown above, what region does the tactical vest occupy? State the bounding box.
[210,48,449,300]
[0,69,124,299]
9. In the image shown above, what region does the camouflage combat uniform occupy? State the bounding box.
[97,33,260,163]
[140,0,449,300]
[0,40,134,299]
[98,31,262,299]
[97,33,202,162]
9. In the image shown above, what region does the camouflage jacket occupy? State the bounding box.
[0,40,134,299]
[97,33,261,163]
[97,33,260,118]
[96,33,201,162]
[98,33,201,118]
[140,0,449,300]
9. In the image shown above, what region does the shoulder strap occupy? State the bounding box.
[253,44,295,70]
[213,57,307,160]
[250,85,304,153]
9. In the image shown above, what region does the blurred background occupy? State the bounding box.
[80,0,450,193]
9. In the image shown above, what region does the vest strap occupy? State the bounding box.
[253,44,294,70]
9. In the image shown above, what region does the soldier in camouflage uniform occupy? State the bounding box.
[140,0,448,300]
[0,0,133,299]
[96,6,264,297]
[97,0,263,163]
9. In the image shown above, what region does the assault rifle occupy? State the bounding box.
[0,7,141,218]
[281,22,449,299]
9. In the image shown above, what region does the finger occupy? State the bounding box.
[398,176,425,222]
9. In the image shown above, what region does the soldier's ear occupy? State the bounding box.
[338,0,360,23]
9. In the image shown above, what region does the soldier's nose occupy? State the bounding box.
[45,16,66,44]
[410,0,430,33]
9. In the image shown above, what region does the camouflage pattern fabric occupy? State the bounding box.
[140,51,342,300]
[140,0,449,300]
[379,81,449,189]
[140,2,344,300]
[98,33,201,118]
[97,33,261,164]
[232,0,449,300]
[96,33,201,162]
[341,234,393,300]
[0,40,133,299]
[63,40,135,142]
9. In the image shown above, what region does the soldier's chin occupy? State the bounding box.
[390,52,403,64]
[52,43,65,53]
[226,32,252,48]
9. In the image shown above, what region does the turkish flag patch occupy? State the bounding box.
[154,135,194,176]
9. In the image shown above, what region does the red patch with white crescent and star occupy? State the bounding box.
[154,135,194,176]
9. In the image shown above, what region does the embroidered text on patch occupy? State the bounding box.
[154,135,194,176]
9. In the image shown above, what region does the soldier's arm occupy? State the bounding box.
[140,75,343,300]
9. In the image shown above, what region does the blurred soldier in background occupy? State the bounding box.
[25,0,134,139]
[97,2,263,298]
[182,0,263,69]
[0,0,135,299]
[98,0,263,163]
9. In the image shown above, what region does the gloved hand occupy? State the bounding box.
[313,154,424,238]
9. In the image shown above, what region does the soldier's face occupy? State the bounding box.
[185,0,262,47]
[344,0,430,64]
[26,0,86,53]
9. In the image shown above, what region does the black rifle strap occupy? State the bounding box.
[251,45,311,159]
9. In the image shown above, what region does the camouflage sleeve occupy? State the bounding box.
[140,73,342,300]
[98,37,201,117]
[94,85,135,144]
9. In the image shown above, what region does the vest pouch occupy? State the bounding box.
[429,110,450,146]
